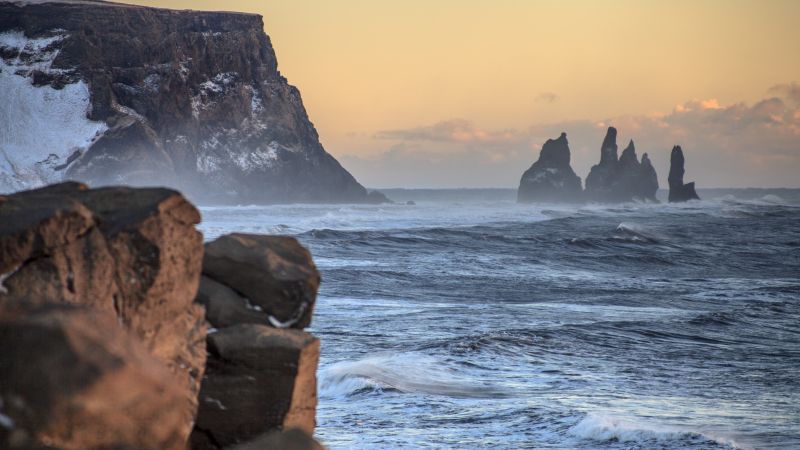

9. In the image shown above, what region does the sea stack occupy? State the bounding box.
[668,145,700,202]
[0,1,382,204]
[517,132,582,202]
[584,127,659,202]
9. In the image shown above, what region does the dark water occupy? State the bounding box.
[199,190,800,449]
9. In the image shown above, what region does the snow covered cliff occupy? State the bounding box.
[0,0,380,203]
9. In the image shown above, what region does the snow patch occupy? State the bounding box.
[0,30,107,193]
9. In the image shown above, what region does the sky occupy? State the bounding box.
[131,0,800,188]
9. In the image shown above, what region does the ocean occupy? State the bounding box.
[198,189,800,450]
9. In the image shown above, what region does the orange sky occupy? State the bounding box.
[130,1,800,187]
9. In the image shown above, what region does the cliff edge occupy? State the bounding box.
[0,0,380,203]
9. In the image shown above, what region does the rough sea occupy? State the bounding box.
[198,189,800,450]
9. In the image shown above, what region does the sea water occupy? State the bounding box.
[198,189,800,449]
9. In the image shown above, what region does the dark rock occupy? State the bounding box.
[0,182,207,442]
[517,132,582,202]
[202,234,320,329]
[365,190,393,204]
[0,305,190,450]
[668,145,700,202]
[191,324,320,449]
[196,275,270,329]
[585,127,659,202]
[0,1,374,203]
[227,428,325,450]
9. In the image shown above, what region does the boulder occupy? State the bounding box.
[517,132,583,202]
[203,234,320,329]
[0,182,207,442]
[191,324,320,449]
[227,429,325,450]
[196,275,271,329]
[0,305,189,450]
[668,145,701,202]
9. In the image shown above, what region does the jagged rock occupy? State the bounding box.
[203,234,320,329]
[517,132,582,202]
[584,127,659,202]
[196,275,271,329]
[191,324,320,449]
[0,182,207,442]
[0,305,189,450]
[0,1,377,203]
[227,429,325,450]
[668,145,700,202]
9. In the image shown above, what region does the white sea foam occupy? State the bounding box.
[319,353,506,399]
[570,412,752,449]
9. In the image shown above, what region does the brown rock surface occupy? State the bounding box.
[227,428,325,450]
[0,182,207,443]
[196,275,271,329]
[191,324,320,449]
[203,233,320,329]
[0,305,189,450]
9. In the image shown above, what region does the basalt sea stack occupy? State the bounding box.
[668,145,700,202]
[584,127,659,202]
[0,1,382,204]
[517,132,582,203]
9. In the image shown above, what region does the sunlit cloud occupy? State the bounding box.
[535,92,559,103]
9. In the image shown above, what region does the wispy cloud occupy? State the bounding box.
[373,119,522,144]
[535,92,559,103]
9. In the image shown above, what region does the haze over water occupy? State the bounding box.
[199,189,800,449]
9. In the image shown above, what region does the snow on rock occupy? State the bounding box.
[0,30,107,193]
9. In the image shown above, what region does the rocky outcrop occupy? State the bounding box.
[230,428,326,450]
[0,1,376,204]
[584,127,659,202]
[191,325,320,449]
[191,233,321,449]
[202,234,320,329]
[0,182,207,448]
[668,145,700,202]
[0,305,191,450]
[517,132,582,202]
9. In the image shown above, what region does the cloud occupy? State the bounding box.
[535,92,559,103]
[769,82,800,106]
[345,83,800,188]
[373,119,522,144]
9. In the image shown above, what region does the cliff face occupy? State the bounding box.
[584,127,659,202]
[517,132,582,202]
[0,0,376,203]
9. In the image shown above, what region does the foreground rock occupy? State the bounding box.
[230,428,325,450]
[202,234,320,329]
[0,1,375,203]
[584,127,659,202]
[0,182,206,445]
[0,305,189,450]
[191,233,322,448]
[517,132,582,202]
[191,325,320,449]
[668,145,701,202]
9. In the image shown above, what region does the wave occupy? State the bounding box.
[570,412,753,449]
[319,353,508,399]
[613,222,665,243]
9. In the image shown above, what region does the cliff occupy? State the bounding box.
[517,132,582,202]
[0,0,380,204]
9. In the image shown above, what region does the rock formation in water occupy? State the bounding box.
[584,127,659,202]
[517,132,583,202]
[668,145,700,202]
[0,183,324,449]
[0,1,385,204]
